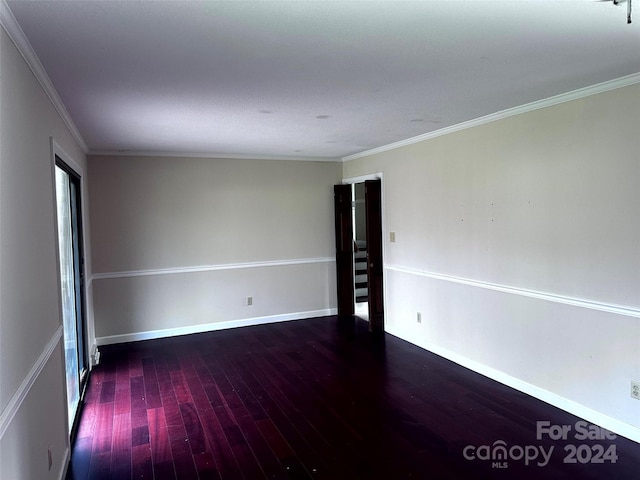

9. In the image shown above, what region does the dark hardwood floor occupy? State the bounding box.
[66,316,640,479]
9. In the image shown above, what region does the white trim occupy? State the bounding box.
[51,137,83,176]
[51,139,96,366]
[92,257,335,281]
[89,150,341,163]
[0,326,63,439]
[0,1,88,153]
[386,264,640,318]
[386,328,640,444]
[343,72,640,162]
[95,309,338,346]
[342,172,383,185]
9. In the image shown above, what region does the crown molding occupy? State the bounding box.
[1,0,89,154]
[89,150,342,162]
[343,72,640,162]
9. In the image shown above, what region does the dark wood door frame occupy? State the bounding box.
[334,184,355,317]
[365,179,384,333]
[334,175,385,332]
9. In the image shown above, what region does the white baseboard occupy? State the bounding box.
[94,306,640,443]
[95,309,337,346]
[386,325,640,445]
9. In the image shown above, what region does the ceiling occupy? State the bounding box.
[4,0,640,160]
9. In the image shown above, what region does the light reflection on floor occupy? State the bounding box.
[355,301,368,321]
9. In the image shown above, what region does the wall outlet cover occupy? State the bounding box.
[631,381,640,400]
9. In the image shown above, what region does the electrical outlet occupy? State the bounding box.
[48,446,53,470]
[631,381,640,400]
[416,312,421,323]
[390,232,396,243]
[247,296,253,306]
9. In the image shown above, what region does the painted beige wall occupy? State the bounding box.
[344,83,640,433]
[0,346,68,480]
[93,262,336,339]
[88,155,341,340]
[1,26,89,479]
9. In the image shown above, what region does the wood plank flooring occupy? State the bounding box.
[66,316,640,479]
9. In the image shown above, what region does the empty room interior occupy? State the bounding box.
[1,1,639,479]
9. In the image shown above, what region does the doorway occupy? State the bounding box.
[353,183,368,319]
[54,156,88,435]
[334,177,384,333]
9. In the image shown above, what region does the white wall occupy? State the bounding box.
[88,155,341,343]
[343,82,640,440]
[1,25,90,479]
